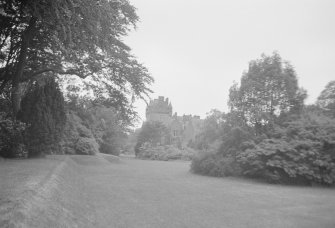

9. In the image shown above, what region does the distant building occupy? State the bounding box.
[146,96,172,126]
[146,96,203,147]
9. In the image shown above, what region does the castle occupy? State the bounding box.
[146,96,203,147]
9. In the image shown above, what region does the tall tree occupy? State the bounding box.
[228,52,306,134]
[192,109,225,150]
[317,81,335,118]
[135,121,170,155]
[18,77,66,157]
[0,0,153,120]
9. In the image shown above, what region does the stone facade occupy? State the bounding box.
[146,96,172,126]
[146,96,203,147]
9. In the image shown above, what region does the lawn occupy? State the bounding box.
[1,155,334,228]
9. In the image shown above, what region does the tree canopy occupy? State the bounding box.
[0,0,153,120]
[190,109,225,150]
[135,121,170,155]
[18,77,66,157]
[192,52,335,186]
[317,81,335,118]
[228,52,306,134]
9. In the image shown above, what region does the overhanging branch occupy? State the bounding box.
[24,68,90,81]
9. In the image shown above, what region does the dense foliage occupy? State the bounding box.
[18,77,66,157]
[122,129,140,154]
[0,113,27,158]
[191,52,335,186]
[63,97,128,156]
[62,110,99,155]
[134,120,199,160]
[0,0,152,121]
[0,0,153,158]
[317,81,335,118]
[135,121,170,156]
[191,152,240,177]
[228,52,306,134]
[137,142,196,161]
[189,109,224,150]
[237,112,335,185]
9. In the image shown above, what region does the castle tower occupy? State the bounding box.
[146,96,173,126]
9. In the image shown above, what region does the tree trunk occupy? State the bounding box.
[11,17,36,120]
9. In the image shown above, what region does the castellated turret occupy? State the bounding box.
[145,96,204,148]
[146,96,173,126]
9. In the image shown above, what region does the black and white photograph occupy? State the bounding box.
[0,0,335,227]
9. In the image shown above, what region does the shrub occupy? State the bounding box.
[62,111,100,155]
[77,124,94,138]
[137,142,196,161]
[0,114,27,158]
[191,151,240,177]
[99,142,120,156]
[135,121,170,156]
[64,99,126,156]
[18,78,66,157]
[237,116,335,185]
[61,112,81,153]
[181,147,197,160]
[75,137,99,155]
[191,111,335,186]
[98,125,124,156]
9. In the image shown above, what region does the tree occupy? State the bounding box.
[135,121,170,156]
[89,105,127,156]
[191,109,225,150]
[317,81,335,118]
[228,52,306,134]
[236,110,335,185]
[123,129,140,154]
[190,52,335,186]
[18,77,66,157]
[0,0,153,121]
[0,112,27,158]
[63,93,129,155]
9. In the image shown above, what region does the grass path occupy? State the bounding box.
[1,155,335,227]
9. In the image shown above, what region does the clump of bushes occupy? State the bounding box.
[0,113,27,158]
[191,152,240,177]
[63,97,128,156]
[137,142,196,161]
[0,77,66,158]
[62,111,99,155]
[191,53,335,186]
[134,121,197,161]
[236,115,335,185]
[191,112,335,185]
[75,137,99,155]
[135,121,170,156]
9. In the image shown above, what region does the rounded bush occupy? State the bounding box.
[75,138,99,155]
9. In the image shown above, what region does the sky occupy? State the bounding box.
[124,0,335,125]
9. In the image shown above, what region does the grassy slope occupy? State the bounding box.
[1,155,335,228]
[0,155,97,227]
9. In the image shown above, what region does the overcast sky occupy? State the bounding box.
[124,0,335,124]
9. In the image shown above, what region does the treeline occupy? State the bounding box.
[0,69,142,159]
[191,52,335,186]
[0,0,152,158]
[134,121,196,161]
